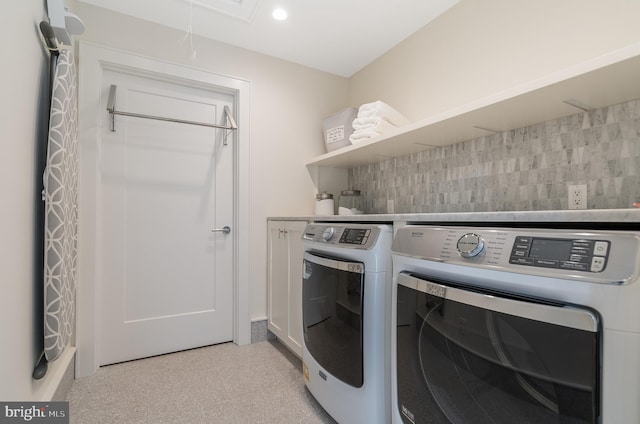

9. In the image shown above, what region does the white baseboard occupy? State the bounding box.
[35,347,76,401]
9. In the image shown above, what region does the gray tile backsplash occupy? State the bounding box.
[349,99,640,213]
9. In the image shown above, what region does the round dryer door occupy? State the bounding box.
[395,273,600,424]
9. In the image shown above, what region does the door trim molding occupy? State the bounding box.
[76,41,251,377]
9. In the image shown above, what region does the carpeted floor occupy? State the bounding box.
[67,340,336,424]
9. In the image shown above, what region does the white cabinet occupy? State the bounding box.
[267,220,307,357]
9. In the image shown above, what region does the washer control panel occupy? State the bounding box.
[303,224,382,250]
[510,237,610,272]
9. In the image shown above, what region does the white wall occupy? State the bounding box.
[0,0,74,400]
[349,0,640,122]
[72,2,349,322]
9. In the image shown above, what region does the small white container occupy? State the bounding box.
[315,192,335,215]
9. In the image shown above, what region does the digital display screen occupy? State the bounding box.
[529,238,572,260]
[511,236,607,272]
[341,229,367,244]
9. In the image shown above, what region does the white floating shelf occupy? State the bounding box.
[306,43,640,169]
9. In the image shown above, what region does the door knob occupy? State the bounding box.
[211,226,231,234]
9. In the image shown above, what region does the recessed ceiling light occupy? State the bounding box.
[272,8,288,21]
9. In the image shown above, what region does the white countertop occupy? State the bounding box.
[269,208,640,223]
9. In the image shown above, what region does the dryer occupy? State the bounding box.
[302,223,393,424]
[391,224,640,424]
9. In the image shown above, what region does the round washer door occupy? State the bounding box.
[303,252,365,388]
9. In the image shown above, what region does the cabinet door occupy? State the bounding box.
[267,222,287,339]
[286,221,307,356]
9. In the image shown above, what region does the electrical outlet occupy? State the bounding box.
[568,184,587,210]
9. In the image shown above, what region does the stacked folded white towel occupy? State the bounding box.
[349,101,409,143]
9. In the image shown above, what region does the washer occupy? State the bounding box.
[302,223,393,424]
[391,224,640,424]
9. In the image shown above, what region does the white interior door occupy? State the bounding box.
[98,69,234,365]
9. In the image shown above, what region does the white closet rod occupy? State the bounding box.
[106,84,237,133]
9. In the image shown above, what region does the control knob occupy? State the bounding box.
[457,233,485,258]
[322,227,335,241]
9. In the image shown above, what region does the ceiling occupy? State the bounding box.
[77,0,460,77]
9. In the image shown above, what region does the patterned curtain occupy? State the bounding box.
[43,49,78,362]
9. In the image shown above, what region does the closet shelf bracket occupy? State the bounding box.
[106,85,237,144]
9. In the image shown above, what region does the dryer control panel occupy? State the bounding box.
[510,236,610,273]
[392,225,640,285]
